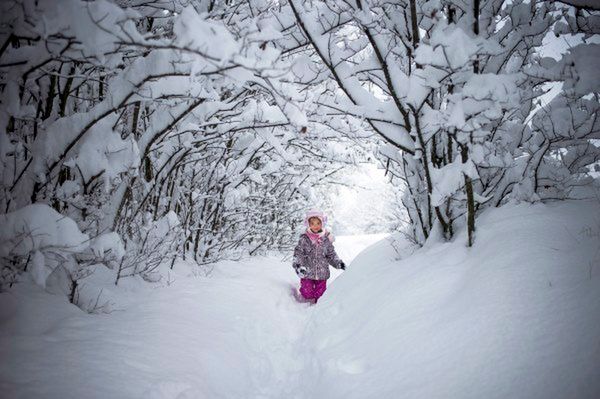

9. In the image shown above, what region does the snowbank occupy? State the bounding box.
[0,257,307,398]
[308,200,600,399]
[0,204,93,289]
[0,204,88,257]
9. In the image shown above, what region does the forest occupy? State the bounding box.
[1,1,599,398]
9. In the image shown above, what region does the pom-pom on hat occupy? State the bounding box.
[304,210,327,227]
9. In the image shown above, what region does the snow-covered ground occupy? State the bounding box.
[1,201,599,399]
[309,200,600,399]
[0,233,385,398]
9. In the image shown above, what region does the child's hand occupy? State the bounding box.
[296,265,308,277]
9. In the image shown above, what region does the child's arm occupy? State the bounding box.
[324,239,345,270]
[292,237,308,277]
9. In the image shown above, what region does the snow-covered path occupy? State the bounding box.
[0,235,387,399]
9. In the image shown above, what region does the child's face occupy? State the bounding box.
[309,217,322,233]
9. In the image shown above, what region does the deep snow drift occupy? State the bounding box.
[1,202,599,399]
[308,200,600,399]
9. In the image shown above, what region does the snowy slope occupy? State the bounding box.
[307,200,600,399]
[1,202,599,399]
[0,256,307,398]
[0,234,383,399]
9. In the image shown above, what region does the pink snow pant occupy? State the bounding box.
[300,278,327,301]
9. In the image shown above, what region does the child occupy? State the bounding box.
[292,210,346,303]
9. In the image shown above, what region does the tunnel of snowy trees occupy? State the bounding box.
[1,1,599,397]
[1,0,598,297]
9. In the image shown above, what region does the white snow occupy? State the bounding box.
[0,203,89,258]
[68,116,140,187]
[430,157,479,207]
[1,201,599,398]
[173,6,241,61]
[308,200,600,399]
[89,232,125,261]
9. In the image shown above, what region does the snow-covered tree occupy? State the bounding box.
[0,0,359,296]
[278,0,599,245]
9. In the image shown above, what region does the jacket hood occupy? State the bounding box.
[304,210,327,227]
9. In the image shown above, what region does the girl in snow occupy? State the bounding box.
[292,210,346,303]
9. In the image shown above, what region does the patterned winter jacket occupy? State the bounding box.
[292,232,344,280]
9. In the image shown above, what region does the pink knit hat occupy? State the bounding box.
[304,210,327,227]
